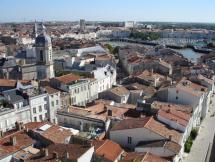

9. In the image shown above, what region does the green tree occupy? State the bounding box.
[130,31,160,41]
[104,44,119,56]
[207,43,215,48]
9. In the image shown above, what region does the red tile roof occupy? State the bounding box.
[24,122,47,131]
[152,101,193,115]
[158,109,189,127]
[0,131,35,159]
[0,79,16,87]
[0,79,31,88]
[55,73,80,84]
[177,80,208,97]
[24,122,73,144]
[28,144,92,161]
[95,54,113,61]
[111,117,152,131]
[93,139,124,162]
[136,140,181,154]
[111,117,182,144]
[155,102,192,128]
[110,86,130,96]
[43,86,59,94]
[33,124,73,144]
[137,70,165,80]
[120,152,167,162]
[144,118,182,143]
[85,103,106,114]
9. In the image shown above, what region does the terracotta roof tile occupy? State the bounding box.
[55,73,80,84]
[33,124,73,144]
[152,101,192,115]
[111,117,152,131]
[24,122,47,131]
[144,152,168,162]
[110,86,130,96]
[145,118,182,144]
[85,103,106,114]
[25,122,73,144]
[43,86,59,94]
[158,109,189,127]
[95,54,113,61]
[93,139,124,162]
[120,152,167,162]
[177,80,208,97]
[137,70,165,80]
[0,79,31,88]
[137,140,181,154]
[0,131,35,159]
[0,79,16,87]
[28,144,91,161]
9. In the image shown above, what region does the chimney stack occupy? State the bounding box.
[25,127,29,133]
[45,148,49,156]
[10,136,17,146]
[15,122,22,131]
[107,109,112,116]
[53,152,59,159]
[169,135,172,141]
[64,151,69,159]
[0,130,4,139]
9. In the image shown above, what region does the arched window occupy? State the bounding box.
[40,50,43,61]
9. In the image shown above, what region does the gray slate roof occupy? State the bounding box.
[0,58,17,68]
[3,89,28,103]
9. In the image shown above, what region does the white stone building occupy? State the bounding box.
[57,107,110,132]
[167,80,208,127]
[42,86,61,124]
[50,74,101,106]
[29,93,48,122]
[124,21,135,29]
[1,89,31,132]
[0,108,16,132]
[72,45,106,57]
[93,65,116,93]
[110,117,183,162]
[1,83,61,131]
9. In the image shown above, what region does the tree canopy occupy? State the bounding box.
[130,31,160,41]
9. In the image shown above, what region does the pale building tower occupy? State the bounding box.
[35,32,55,79]
[80,19,86,33]
[33,21,38,38]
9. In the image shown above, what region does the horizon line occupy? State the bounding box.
[0,19,215,24]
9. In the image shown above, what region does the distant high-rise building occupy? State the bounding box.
[124,21,135,29]
[80,19,86,33]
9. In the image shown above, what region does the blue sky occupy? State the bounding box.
[0,0,214,23]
